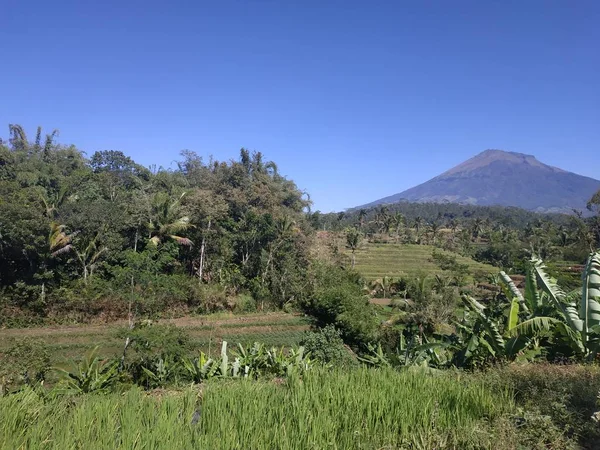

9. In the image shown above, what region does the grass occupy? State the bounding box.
[0,312,311,366]
[0,368,515,449]
[349,243,496,280]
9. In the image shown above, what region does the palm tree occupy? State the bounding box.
[413,217,423,243]
[8,124,58,157]
[376,206,390,234]
[357,209,367,229]
[50,223,106,283]
[428,221,440,245]
[148,192,194,247]
[449,219,459,239]
[470,218,484,242]
[8,124,27,151]
[345,227,362,269]
[393,212,404,243]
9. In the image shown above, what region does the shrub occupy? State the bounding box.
[300,325,357,366]
[117,323,191,385]
[302,262,379,348]
[119,323,191,362]
[479,363,600,447]
[232,293,257,313]
[0,338,51,390]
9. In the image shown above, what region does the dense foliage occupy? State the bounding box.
[0,125,313,324]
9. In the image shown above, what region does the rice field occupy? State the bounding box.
[348,243,496,280]
[0,312,310,365]
[0,368,515,449]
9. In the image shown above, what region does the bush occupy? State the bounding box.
[119,323,191,362]
[117,323,191,385]
[0,338,51,391]
[302,262,379,348]
[300,325,357,366]
[232,293,257,313]
[479,363,600,448]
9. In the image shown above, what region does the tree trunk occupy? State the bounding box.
[351,251,356,269]
[198,220,211,283]
[133,228,139,252]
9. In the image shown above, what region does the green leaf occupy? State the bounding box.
[509,316,560,337]
[581,252,600,346]
[508,298,520,331]
[532,257,583,332]
[500,271,529,313]
[462,295,505,354]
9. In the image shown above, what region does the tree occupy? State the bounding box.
[587,189,600,215]
[345,227,362,269]
[427,221,440,246]
[50,223,107,283]
[393,212,404,242]
[148,192,193,247]
[413,216,423,243]
[357,209,367,229]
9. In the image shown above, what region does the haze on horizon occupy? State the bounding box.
[1,0,599,212]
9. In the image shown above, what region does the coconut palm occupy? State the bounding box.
[357,209,367,229]
[148,192,194,247]
[50,223,106,283]
[427,221,440,245]
[413,217,423,243]
[345,227,362,268]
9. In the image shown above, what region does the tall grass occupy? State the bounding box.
[0,368,514,449]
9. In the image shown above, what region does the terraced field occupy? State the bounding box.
[0,312,310,365]
[348,243,496,280]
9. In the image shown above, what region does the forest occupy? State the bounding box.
[2,124,600,449]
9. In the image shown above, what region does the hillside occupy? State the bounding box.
[360,150,600,214]
[346,243,496,280]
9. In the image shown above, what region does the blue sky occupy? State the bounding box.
[2,0,599,212]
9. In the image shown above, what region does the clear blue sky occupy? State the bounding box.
[2,0,598,212]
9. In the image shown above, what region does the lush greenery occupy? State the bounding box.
[3,124,600,448]
[3,364,599,449]
[0,125,314,325]
[315,200,600,273]
[0,368,526,449]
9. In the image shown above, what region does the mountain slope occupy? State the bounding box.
[361,150,600,214]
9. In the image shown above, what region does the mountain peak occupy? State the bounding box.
[439,149,563,177]
[358,149,600,214]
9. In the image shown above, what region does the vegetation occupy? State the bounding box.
[0,368,515,449]
[0,126,312,325]
[3,124,600,448]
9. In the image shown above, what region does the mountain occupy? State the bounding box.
[359,150,600,214]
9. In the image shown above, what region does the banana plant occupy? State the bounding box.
[181,351,219,383]
[54,347,119,394]
[141,358,177,388]
[581,252,600,355]
[502,252,600,358]
[359,337,448,369]
[453,292,560,367]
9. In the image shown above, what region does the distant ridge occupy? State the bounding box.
[359,149,600,214]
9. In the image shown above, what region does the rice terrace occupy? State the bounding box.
[2,2,600,449]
